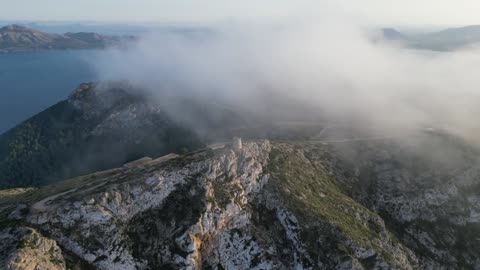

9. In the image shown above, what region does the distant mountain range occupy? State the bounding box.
[4,23,480,53]
[0,24,134,52]
[382,25,480,51]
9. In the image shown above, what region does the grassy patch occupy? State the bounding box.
[18,238,36,249]
[211,176,243,209]
[267,143,383,251]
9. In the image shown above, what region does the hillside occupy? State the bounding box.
[0,82,205,188]
[0,24,132,52]
[0,81,326,189]
[382,25,480,51]
[0,134,479,269]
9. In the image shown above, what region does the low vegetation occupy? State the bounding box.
[0,91,203,189]
[266,142,397,257]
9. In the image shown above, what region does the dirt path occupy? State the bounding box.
[31,189,78,213]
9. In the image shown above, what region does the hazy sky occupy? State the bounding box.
[1,0,480,27]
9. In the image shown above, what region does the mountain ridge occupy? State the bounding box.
[0,24,133,52]
[0,82,205,188]
[1,136,479,269]
[0,81,273,189]
[0,81,479,269]
[382,25,480,50]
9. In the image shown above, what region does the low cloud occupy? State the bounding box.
[91,19,480,144]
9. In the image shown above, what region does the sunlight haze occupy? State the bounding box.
[1,0,480,27]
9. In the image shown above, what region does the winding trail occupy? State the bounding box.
[31,189,78,213]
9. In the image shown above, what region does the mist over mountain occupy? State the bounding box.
[92,21,480,145]
[2,12,480,270]
[381,28,406,41]
[382,25,480,51]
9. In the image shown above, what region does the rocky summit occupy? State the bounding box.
[1,131,479,269]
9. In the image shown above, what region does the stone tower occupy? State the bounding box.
[233,137,242,150]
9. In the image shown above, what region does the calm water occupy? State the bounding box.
[0,50,101,134]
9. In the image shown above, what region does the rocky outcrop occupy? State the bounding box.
[1,227,65,270]
[21,141,273,269]
[311,134,480,269]
[1,135,479,269]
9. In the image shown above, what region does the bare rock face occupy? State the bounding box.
[23,141,272,269]
[2,140,417,269]
[2,227,65,270]
[1,135,479,269]
[314,133,480,269]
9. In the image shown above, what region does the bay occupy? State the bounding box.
[0,50,101,133]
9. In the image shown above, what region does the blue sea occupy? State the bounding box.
[0,50,102,134]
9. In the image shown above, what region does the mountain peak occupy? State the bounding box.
[0,24,33,32]
[382,28,406,40]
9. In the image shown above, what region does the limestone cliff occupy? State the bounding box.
[1,134,479,269]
